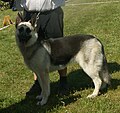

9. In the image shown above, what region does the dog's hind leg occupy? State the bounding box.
[87,74,102,98]
[76,56,102,98]
[75,41,103,98]
[81,63,102,98]
[85,58,102,98]
[36,71,50,106]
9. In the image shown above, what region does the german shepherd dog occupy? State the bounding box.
[15,13,111,105]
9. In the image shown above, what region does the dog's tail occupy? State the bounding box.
[100,49,111,86]
[95,38,111,86]
[102,56,111,85]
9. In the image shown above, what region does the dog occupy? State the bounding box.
[3,15,13,26]
[15,13,111,106]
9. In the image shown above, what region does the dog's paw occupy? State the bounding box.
[36,101,41,106]
[36,97,48,106]
[87,94,97,98]
[36,95,42,100]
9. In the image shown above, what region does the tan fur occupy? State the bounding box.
[3,15,13,26]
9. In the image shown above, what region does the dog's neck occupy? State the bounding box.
[25,32,38,47]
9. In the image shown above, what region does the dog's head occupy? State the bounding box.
[15,12,38,46]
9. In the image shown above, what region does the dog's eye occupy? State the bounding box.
[26,28,31,34]
[19,27,24,33]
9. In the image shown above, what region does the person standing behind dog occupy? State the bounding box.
[15,0,68,96]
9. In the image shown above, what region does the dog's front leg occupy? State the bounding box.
[36,71,50,106]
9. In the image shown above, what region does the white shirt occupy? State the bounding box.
[16,0,65,11]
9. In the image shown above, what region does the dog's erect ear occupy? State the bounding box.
[29,13,37,27]
[15,12,24,28]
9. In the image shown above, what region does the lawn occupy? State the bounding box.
[0,0,120,113]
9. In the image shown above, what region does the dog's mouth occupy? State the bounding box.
[17,25,32,43]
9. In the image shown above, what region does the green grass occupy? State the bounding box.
[0,0,120,113]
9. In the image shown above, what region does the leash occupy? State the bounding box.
[34,0,47,29]
[34,12,41,28]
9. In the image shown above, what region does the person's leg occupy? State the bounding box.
[26,73,41,96]
[9,0,14,9]
[11,0,17,11]
[58,68,68,94]
[44,7,64,39]
[43,7,68,94]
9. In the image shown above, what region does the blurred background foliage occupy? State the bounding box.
[0,0,13,10]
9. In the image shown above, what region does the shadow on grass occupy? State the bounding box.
[108,62,120,90]
[0,62,120,113]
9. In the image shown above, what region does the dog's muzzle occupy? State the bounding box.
[17,25,32,43]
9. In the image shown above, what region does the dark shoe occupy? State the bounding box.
[26,80,41,97]
[58,76,69,95]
